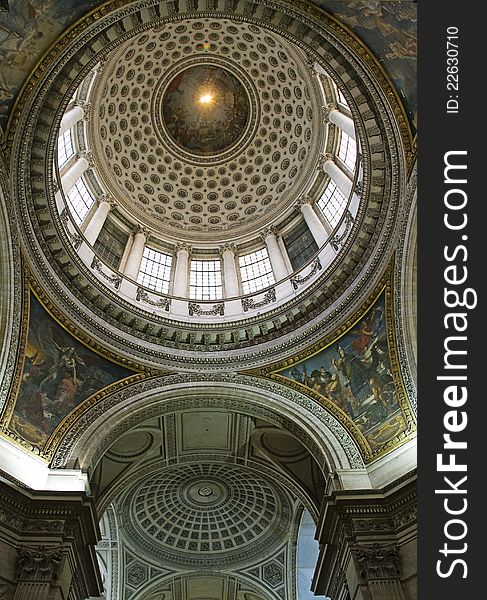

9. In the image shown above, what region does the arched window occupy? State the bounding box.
[337,88,349,109]
[337,131,357,172]
[296,510,330,600]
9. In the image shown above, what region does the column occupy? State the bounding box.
[220,243,240,298]
[351,544,407,600]
[0,481,102,600]
[320,153,353,199]
[297,196,331,245]
[60,152,91,194]
[312,476,416,600]
[172,243,191,297]
[14,547,66,600]
[82,195,113,245]
[123,226,148,281]
[323,103,356,140]
[59,104,84,135]
[260,226,290,282]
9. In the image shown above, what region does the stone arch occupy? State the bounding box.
[50,373,365,475]
[0,160,22,413]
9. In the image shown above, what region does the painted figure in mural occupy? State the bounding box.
[38,339,86,393]
[332,345,371,404]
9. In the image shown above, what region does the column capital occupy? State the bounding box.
[132,224,150,239]
[352,543,401,580]
[79,150,95,168]
[259,225,279,242]
[17,546,64,581]
[97,193,116,208]
[322,103,338,122]
[175,242,192,254]
[318,153,334,171]
[219,242,237,256]
[296,194,315,207]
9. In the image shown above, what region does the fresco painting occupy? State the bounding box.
[0,0,98,125]
[318,0,417,128]
[1,1,416,129]
[278,293,407,451]
[10,294,133,447]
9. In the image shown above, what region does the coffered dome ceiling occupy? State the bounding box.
[89,19,322,243]
[118,462,291,568]
[10,0,414,368]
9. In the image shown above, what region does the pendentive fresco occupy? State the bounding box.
[8,294,133,449]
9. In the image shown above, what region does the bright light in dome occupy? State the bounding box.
[199,92,214,105]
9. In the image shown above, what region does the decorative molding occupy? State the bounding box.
[291,259,322,289]
[188,302,225,317]
[49,373,363,472]
[59,208,83,249]
[331,211,355,252]
[136,287,171,311]
[242,289,276,312]
[91,256,122,289]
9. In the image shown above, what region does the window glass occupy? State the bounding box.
[283,220,319,270]
[317,181,347,229]
[337,88,349,108]
[93,218,129,269]
[58,129,74,167]
[66,178,95,225]
[337,131,357,171]
[239,249,275,294]
[137,247,173,293]
[189,260,223,300]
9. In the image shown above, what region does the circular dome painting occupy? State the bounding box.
[162,65,250,156]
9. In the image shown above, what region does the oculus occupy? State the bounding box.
[162,65,250,156]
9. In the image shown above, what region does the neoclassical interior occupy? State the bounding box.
[0,1,417,600]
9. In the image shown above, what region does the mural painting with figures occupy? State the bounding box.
[278,293,408,452]
[10,294,133,448]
